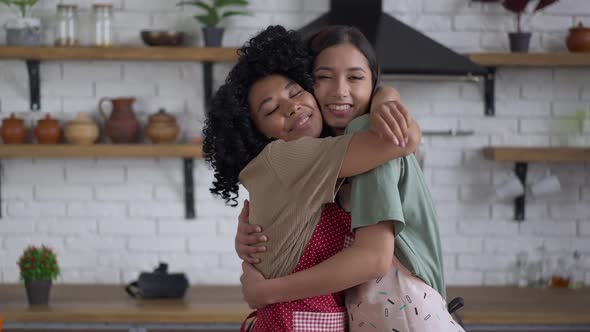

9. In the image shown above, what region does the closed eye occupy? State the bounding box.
[290,90,303,98]
[265,105,279,116]
[350,76,364,80]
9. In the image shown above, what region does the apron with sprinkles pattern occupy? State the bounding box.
[251,203,353,332]
[346,256,465,332]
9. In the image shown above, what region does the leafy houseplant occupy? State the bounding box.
[177,0,249,46]
[500,0,560,52]
[17,245,60,305]
[0,0,42,46]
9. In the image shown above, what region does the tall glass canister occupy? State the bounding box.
[92,4,114,47]
[55,4,79,46]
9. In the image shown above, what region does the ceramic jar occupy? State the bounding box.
[64,112,99,145]
[1,113,27,144]
[34,113,61,144]
[145,109,180,144]
[567,22,590,53]
[99,97,140,143]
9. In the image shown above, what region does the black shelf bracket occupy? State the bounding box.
[0,159,197,220]
[183,158,195,219]
[514,162,528,221]
[0,161,3,218]
[203,62,213,112]
[26,60,41,111]
[484,67,495,116]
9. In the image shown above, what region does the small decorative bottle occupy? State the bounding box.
[570,251,585,289]
[92,4,114,47]
[55,4,79,46]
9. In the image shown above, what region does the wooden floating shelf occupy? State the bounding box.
[0,144,202,158]
[0,46,239,62]
[1,48,587,66]
[483,147,590,162]
[467,53,590,66]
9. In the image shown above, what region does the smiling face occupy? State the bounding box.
[313,43,374,135]
[248,74,323,141]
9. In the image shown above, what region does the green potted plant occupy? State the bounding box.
[500,0,560,52]
[177,0,249,47]
[17,245,60,306]
[0,0,42,46]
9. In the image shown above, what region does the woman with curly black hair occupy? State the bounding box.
[203,25,419,331]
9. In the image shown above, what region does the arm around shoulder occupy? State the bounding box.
[339,120,420,178]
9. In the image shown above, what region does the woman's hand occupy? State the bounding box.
[235,200,268,264]
[370,99,412,147]
[240,262,269,309]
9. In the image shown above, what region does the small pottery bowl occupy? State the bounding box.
[566,22,590,53]
[141,30,185,47]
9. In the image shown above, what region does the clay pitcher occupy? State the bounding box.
[1,113,28,144]
[99,97,140,143]
[34,113,61,144]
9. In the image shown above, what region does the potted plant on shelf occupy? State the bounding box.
[500,0,560,52]
[0,0,42,46]
[177,0,249,47]
[17,245,60,306]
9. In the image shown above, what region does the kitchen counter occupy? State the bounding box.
[1,284,589,328]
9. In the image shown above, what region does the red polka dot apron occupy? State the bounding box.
[247,203,353,332]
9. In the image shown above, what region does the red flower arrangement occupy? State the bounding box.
[502,0,560,32]
[17,245,60,281]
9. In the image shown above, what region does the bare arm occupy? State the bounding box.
[240,221,395,308]
[370,86,410,145]
[339,104,420,178]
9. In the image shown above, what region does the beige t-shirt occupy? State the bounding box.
[239,135,353,279]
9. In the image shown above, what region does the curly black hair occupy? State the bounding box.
[202,25,315,206]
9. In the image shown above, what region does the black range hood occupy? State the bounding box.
[299,0,487,76]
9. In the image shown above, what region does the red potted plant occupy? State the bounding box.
[17,245,60,306]
[501,0,560,52]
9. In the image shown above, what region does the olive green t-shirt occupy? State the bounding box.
[345,114,447,299]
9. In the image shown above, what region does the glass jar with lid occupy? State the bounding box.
[92,3,114,47]
[55,4,79,46]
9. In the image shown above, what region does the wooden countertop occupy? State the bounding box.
[1,284,589,326]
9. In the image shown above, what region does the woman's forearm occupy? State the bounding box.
[260,221,395,305]
[339,120,419,178]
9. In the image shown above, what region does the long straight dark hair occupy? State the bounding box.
[306,25,380,94]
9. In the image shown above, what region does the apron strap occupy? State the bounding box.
[240,310,257,332]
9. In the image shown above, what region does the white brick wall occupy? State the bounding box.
[1,0,589,287]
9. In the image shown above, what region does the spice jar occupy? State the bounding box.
[55,4,79,46]
[92,4,114,47]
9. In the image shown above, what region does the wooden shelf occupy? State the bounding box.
[468,52,590,66]
[483,147,590,162]
[0,46,239,62]
[0,144,202,158]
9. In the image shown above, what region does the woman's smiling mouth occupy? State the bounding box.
[326,104,353,117]
[289,112,312,132]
